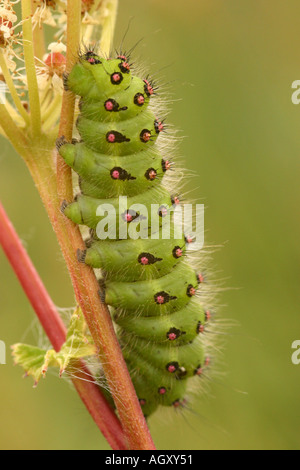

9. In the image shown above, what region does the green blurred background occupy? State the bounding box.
[1,0,300,450]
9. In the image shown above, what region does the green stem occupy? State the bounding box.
[57,0,82,202]
[31,0,46,60]
[42,93,62,126]
[21,0,42,137]
[0,105,29,157]
[0,50,31,125]
[99,0,119,56]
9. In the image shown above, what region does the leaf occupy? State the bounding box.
[11,307,96,385]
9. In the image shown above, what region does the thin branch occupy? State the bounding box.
[57,0,82,202]
[31,0,46,61]
[0,50,31,125]
[99,0,119,56]
[21,0,42,137]
[0,104,29,157]
[0,201,127,450]
[0,201,65,349]
[42,93,62,126]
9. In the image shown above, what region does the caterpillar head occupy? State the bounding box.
[66,51,132,99]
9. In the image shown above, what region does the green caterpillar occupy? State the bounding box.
[57,49,211,417]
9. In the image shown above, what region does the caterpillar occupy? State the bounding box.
[57,48,212,418]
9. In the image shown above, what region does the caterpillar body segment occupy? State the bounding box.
[123,351,188,408]
[58,143,164,199]
[76,111,160,155]
[83,233,187,281]
[79,75,151,122]
[63,186,174,234]
[59,51,209,416]
[113,297,206,344]
[104,262,199,314]
[123,336,206,380]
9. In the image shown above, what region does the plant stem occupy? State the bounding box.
[0,201,127,450]
[42,92,62,126]
[21,0,41,137]
[0,201,65,350]
[31,0,46,61]
[57,0,82,202]
[0,105,29,157]
[0,50,31,125]
[99,0,119,56]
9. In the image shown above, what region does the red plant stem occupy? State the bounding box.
[0,202,66,351]
[0,201,126,450]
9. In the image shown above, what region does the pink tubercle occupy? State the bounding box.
[142,131,151,142]
[112,73,121,82]
[167,365,176,373]
[107,133,116,143]
[105,100,114,111]
[172,400,181,408]
[158,387,166,395]
[122,61,130,71]
[137,95,145,105]
[156,295,165,304]
[160,207,168,217]
[144,79,154,95]
[205,310,211,321]
[111,170,120,179]
[168,332,177,341]
[164,160,171,170]
[125,213,133,222]
[175,248,183,258]
[148,170,157,180]
[189,287,196,296]
[140,256,149,265]
[157,121,164,132]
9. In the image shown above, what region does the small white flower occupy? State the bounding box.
[0,24,12,39]
[47,41,66,54]
[32,3,56,28]
[0,7,17,24]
